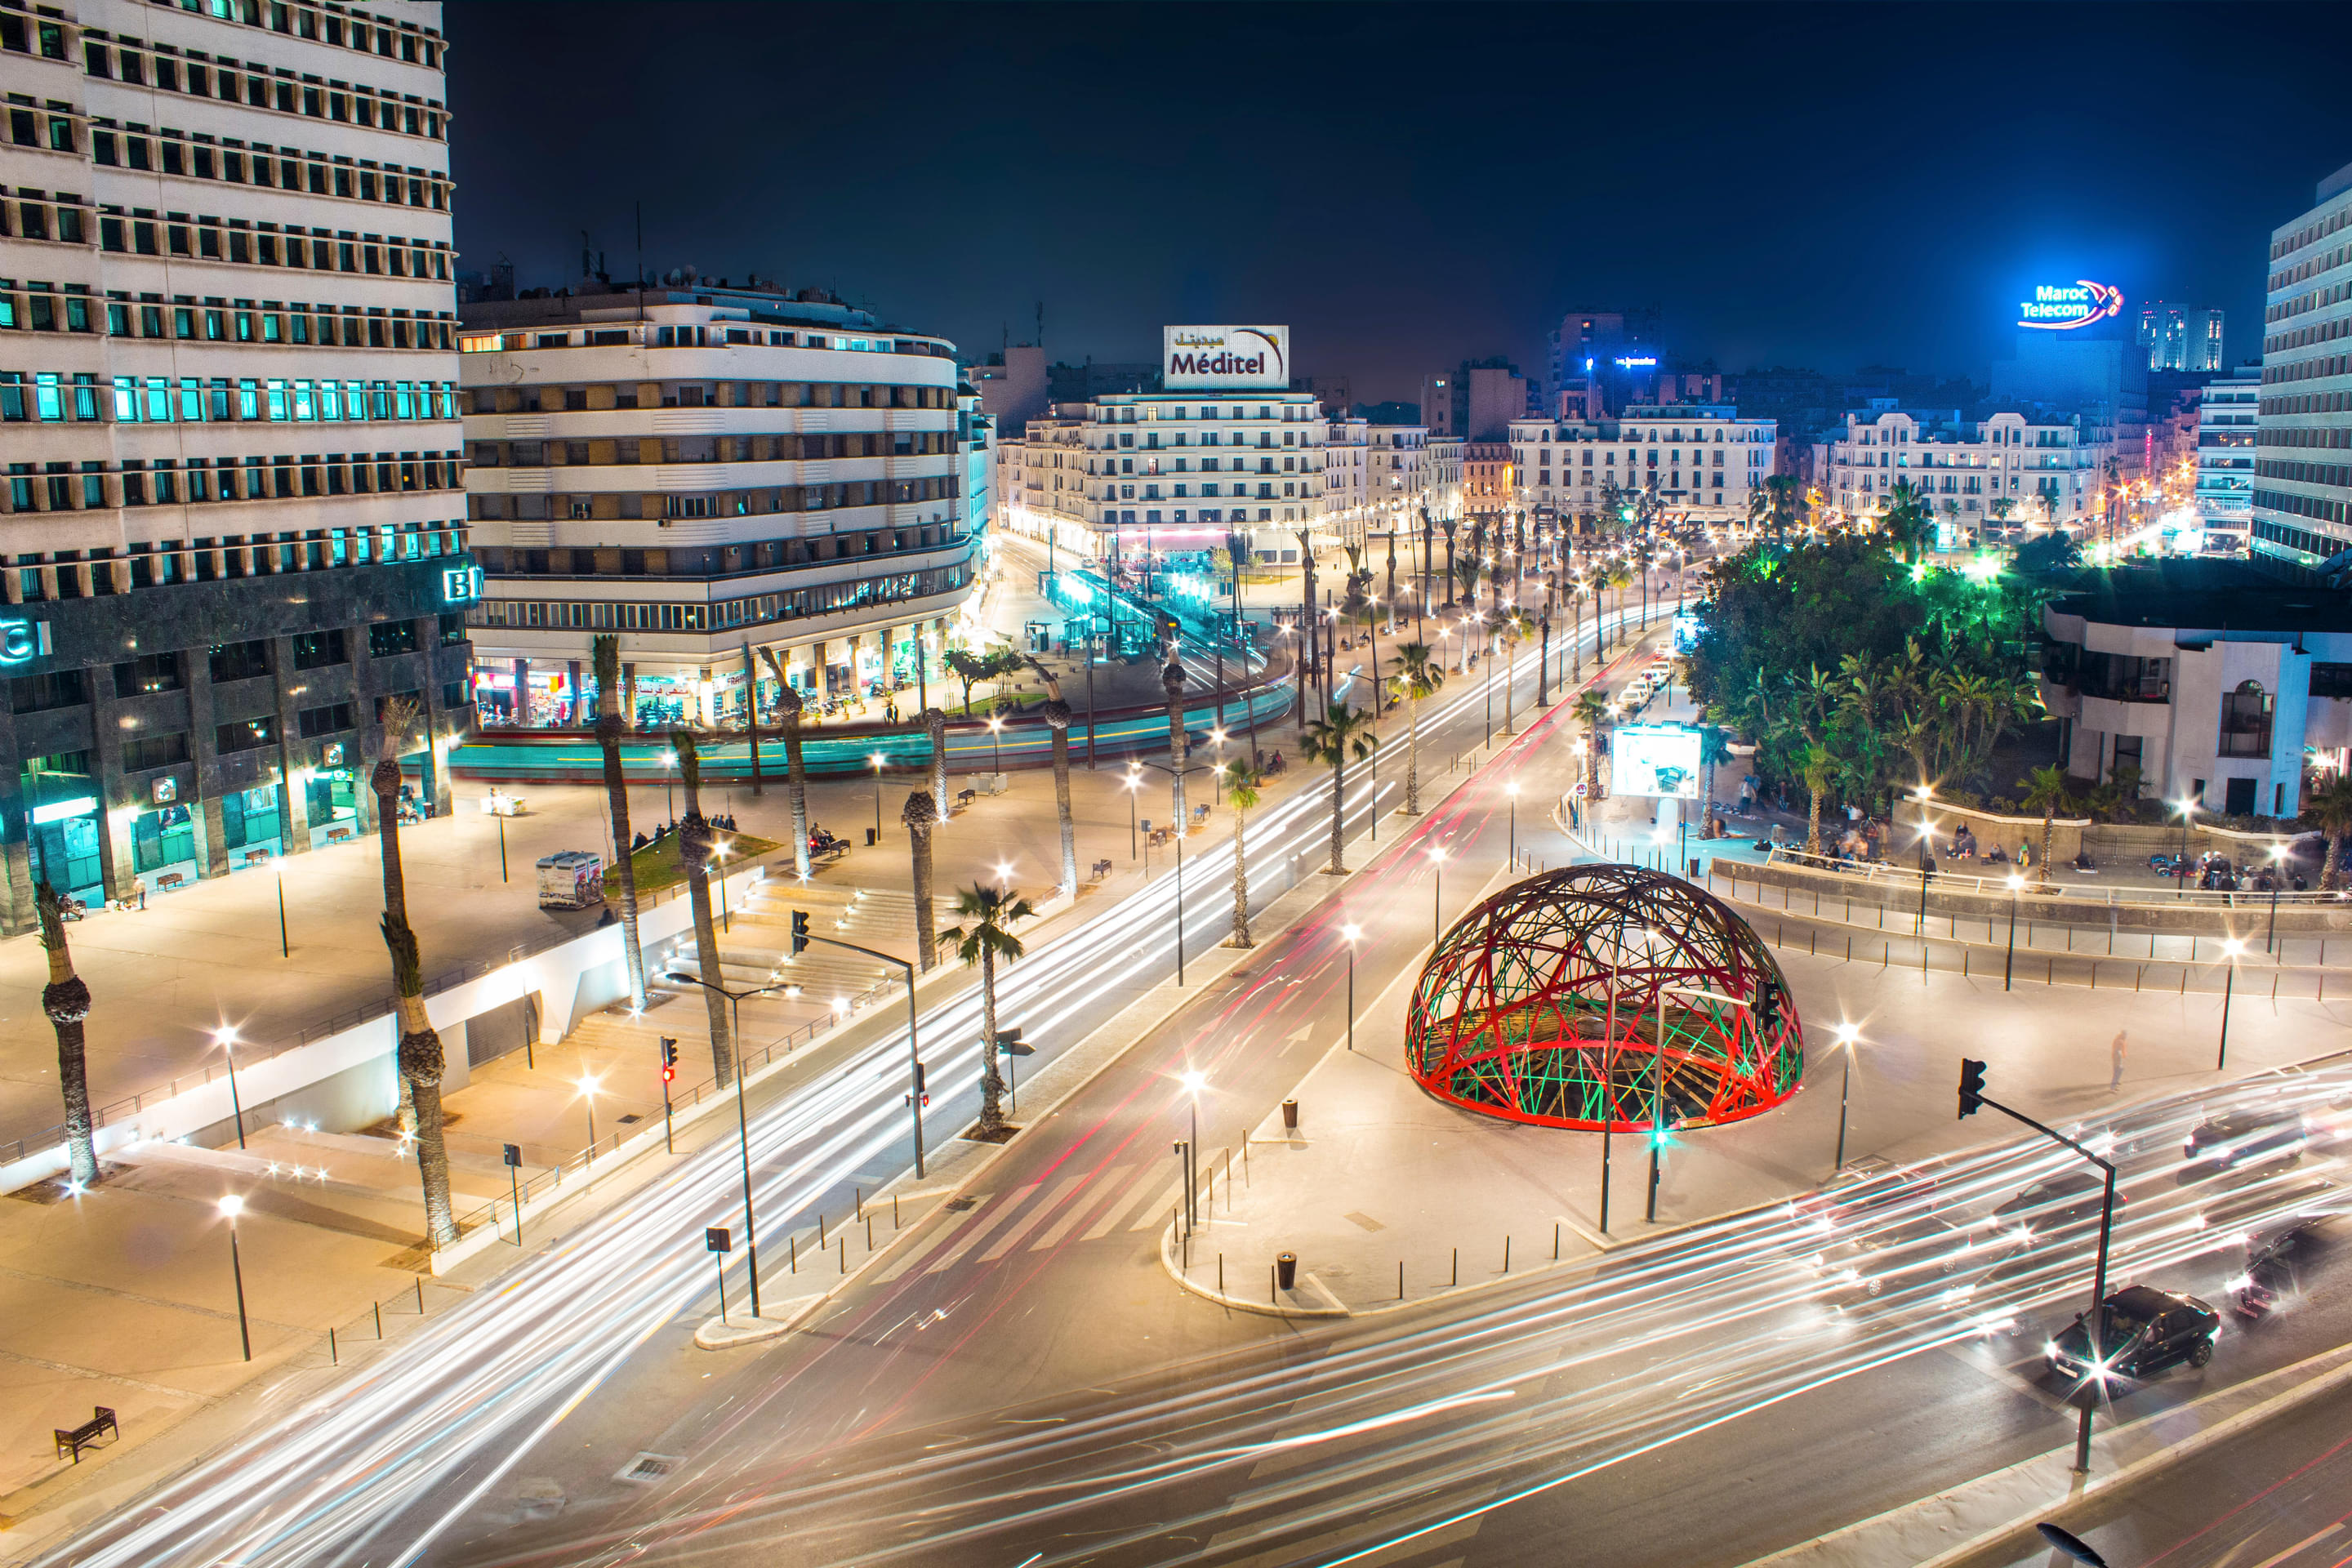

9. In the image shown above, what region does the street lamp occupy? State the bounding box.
[1340,921,1361,1051]
[219,1194,252,1361]
[1178,1068,1205,1227]
[575,1071,602,1155]
[1428,844,1446,945]
[2172,796,2198,898]
[870,751,886,843]
[215,1026,247,1150]
[2265,842,2289,952]
[987,712,1005,781]
[1125,765,1143,859]
[1506,781,1520,868]
[2217,937,2245,1071]
[662,748,679,829]
[2005,873,2024,991]
[1832,1022,1861,1169]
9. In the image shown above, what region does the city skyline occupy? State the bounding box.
[447,2,2352,395]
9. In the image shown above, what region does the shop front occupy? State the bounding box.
[20,751,104,906]
[306,763,362,847]
[220,782,284,865]
[130,801,200,889]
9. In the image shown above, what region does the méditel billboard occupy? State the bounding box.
[1612,724,1704,800]
[1164,326,1290,390]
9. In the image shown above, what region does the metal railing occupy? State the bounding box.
[1756,845,2346,912]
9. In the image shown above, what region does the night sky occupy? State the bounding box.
[447,2,2352,403]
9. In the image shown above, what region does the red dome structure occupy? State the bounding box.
[1406,865,1803,1131]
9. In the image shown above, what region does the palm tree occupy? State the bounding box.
[670,731,734,1084]
[1025,656,1078,893]
[902,791,938,971]
[2019,764,2073,889]
[1302,699,1378,875]
[1390,642,1444,814]
[381,914,457,1248]
[372,695,421,1134]
[590,635,648,1009]
[1496,614,1526,735]
[2305,773,2352,891]
[36,882,97,1187]
[760,648,811,877]
[1763,474,1805,546]
[1878,478,1936,564]
[1573,689,1610,801]
[1797,742,1838,855]
[924,706,951,822]
[1223,760,1265,949]
[941,882,1036,1138]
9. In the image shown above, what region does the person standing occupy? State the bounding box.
[2110,1029,2127,1090]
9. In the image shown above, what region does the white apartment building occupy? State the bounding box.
[2251,159,2352,568]
[996,389,1330,568]
[1814,406,2111,533]
[457,282,976,728]
[1508,404,1775,525]
[2194,371,2258,541]
[0,0,472,926]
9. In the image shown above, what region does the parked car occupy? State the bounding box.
[2045,1285,2220,1381]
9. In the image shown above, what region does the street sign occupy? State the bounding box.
[501,1143,522,1168]
[1571,781,1589,798]
[705,1227,733,1254]
[995,1028,1034,1057]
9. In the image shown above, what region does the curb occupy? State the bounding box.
[692,1293,826,1350]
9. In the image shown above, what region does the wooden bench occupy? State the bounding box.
[954,788,977,809]
[809,840,849,865]
[55,1406,117,1463]
[325,825,355,844]
[1089,858,1112,883]
[243,849,272,867]
[155,871,186,891]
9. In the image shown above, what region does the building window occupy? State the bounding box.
[2219,679,2273,760]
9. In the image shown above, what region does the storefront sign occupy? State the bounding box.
[29,795,96,826]
[441,564,483,604]
[2018,280,2123,331]
[0,617,53,665]
[1164,325,1290,390]
[1614,356,1658,368]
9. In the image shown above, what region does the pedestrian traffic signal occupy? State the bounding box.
[791,909,810,954]
[658,1036,677,1083]
[1958,1058,1989,1119]
[1753,979,1783,1037]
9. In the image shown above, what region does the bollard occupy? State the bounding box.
[374,1301,384,1339]
[1281,1098,1299,1133]
[1553,1223,1561,1261]
[893,1192,900,1229]
[1503,1236,1512,1274]
[1399,1261,1405,1300]
[855,1186,863,1221]
[1276,1252,1298,1291]
[1218,1253,1225,1294]
[791,1235,799,1272]
[1271,1263,1277,1304]
[416,1278,425,1315]
[866,1213,874,1250]
[330,1325,338,1365]
[818,1212,826,1246]
[1451,1247,1459,1286]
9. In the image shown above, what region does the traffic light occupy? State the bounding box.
[1753,979,1782,1037]
[791,909,810,954]
[1958,1058,1989,1119]
[658,1036,677,1084]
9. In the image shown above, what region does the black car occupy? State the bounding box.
[2183,1109,2308,1174]
[1989,1169,2121,1244]
[2046,1285,2220,1381]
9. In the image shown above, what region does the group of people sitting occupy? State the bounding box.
[628,812,741,853]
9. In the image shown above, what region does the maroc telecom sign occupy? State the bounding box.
[1164,325,1290,390]
[2018,280,2124,332]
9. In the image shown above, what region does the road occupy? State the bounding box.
[35,574,2352,1568]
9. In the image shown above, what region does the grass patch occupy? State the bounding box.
[606,831,782,897]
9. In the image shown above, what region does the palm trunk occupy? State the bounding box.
[1328,755,1348,875]
[37,888,98,1187]
[387,938,457,1249]
[1807,790,1824,854]
[742,641,764,797]
[673,742,735,1084]
[910,824,936,971]
[2038,809,2057,890]
[1229,806,1253,947]
[1405,696,1422,814]
[372,760,418,1135]
[760,649,811,877]
[927,708,950,823]
[593,645,648,1010]
[977,949,1005,1134]
[2324,833,2343,892]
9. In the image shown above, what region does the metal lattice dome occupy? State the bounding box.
[1406,865,1803,1131]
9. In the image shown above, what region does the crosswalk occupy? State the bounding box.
[870,1158,1190,1284]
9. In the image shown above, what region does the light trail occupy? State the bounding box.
[33,598,1628,1568]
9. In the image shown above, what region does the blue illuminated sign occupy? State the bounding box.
[440,564,483,604]
[0,618,52,665]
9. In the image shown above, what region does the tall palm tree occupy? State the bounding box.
[590,635,648,1009]
[760,648,811,877]
[902,791,938,971]
[925,707,951,823]
[382,914,457,1248]
[941,882,1036,1138]
[1223,760,1265,949]
[1573,689,1610,803]
[670,731,734,1084]
[36,882,97,1187]
[1763,474,1805,546]
[372,695,422,1134]
[1025,656,1078,893]
[1302,698,1378,875]
[1160,653,1190,831]
[1798,742,1839,855]
[1496,613,1526,736]
[1390,642,1444,814]
[2019,764,2073,889]
[1564,577,1587,680]
[2305,773,2352,891]
[1879,478,1936,564]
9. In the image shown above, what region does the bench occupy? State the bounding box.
[809,840,849,865]
[1089,858,1112,883]
[1148,826,1172,849]
[243,849,272,867]
[156,871,186,891]
[1191,804,1209,826]
[955,788,978,809]
[55,1406,118,1463]
[326,825,355,844]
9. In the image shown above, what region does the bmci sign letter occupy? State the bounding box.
[1163,325,1290,390]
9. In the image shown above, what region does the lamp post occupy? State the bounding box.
[1428,845,1446,945]
[1178,1069,1205,1227]
[575,1071,601,1156]
[1912,785,1936,935]
[219,1194,252,1361]
[662,748,678,829]
[1125,768,1141,859]
[215,1026,247,1150]
[2173,797,2197,898]
[2266,842,2288,953]
[1340,921,1361,1051]
[2005,873,2024,991]
[1506,781,1520,868]
[714,839,731,933]
[987,712,1004,781]
[1832,1022,1860,1170]
[2217,938,2245,1071]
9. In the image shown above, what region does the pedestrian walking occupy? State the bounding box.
[2109,1029,2127,1090]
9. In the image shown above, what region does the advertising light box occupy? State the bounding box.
[1612,724,1704,800]
[1164,325,1290,390]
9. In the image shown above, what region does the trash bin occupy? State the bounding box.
[1276,1252,1298,1291]
[1687,857,1701,879]
[866,826,879,847]
[1281,1098,1298,1132]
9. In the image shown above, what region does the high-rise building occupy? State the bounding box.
[2250,159,2352,568]
[457,280,978,727]
[0,0,472,930]
[2138,302,2225,372]
[2193,367,2259,544]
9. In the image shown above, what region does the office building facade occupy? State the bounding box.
[0,0,473,931]
[2193,370,2258,542]
[2251,159,2352,568]
[2139,302,2225,372]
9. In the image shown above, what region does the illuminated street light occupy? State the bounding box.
[1339,921,1361,1051]
[214,1025,247,1149]
[2217,938,2246,1070]
[219,1194,252,1361]
[1832,1022,1863,1169]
